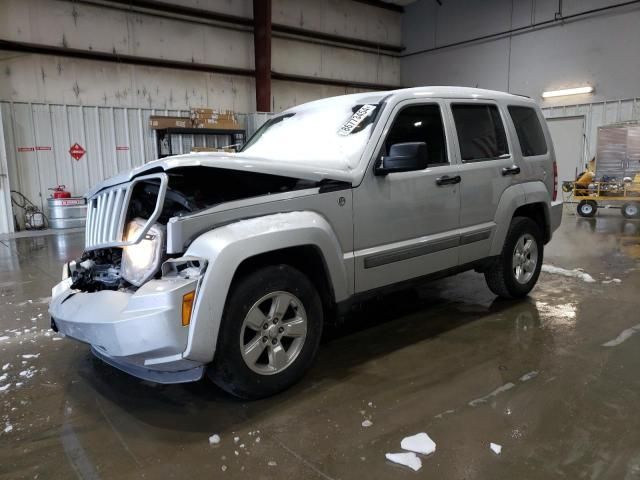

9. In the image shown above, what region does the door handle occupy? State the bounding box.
[502,165,521,176]
[436,175,461,186]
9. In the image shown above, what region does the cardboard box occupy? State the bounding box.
[149,116,192,129]
[193,116,241,130]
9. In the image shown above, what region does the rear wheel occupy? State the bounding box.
[208,264,323,399]
[577,200,597,217]
[621,202,640,219]
[484,217,543,299]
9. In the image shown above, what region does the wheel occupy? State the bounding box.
[208,264,323,399]
[577,200,597,217]
[621,202,640,219]
[484,217,543,299]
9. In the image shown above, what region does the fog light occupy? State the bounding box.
[182,291,195,326]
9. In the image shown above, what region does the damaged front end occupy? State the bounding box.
[49,164,328,382]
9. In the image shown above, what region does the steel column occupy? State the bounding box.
[253,0,272,113]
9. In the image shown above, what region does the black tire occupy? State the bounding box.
[577,200,597,217]
[484,217,544,299]
[208,264,323,399]
[621,202,640,219]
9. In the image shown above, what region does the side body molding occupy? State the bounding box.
[181,211,351,363]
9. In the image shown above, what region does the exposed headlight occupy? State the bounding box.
[121,219,165,286]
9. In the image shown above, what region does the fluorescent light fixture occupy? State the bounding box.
[542,86,594,98]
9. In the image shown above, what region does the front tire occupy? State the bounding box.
[208,265,323,399]
[577,200,597,217]
[484,217,544,299]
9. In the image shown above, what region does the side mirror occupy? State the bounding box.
[375,142,428,176]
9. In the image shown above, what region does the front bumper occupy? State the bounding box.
[48,275,204,383]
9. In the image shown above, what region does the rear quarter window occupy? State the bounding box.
[508,106,548,156]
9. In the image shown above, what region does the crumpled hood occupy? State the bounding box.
[85,152,355,198]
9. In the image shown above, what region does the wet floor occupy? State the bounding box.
[1,212,639,479]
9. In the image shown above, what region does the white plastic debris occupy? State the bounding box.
[385,452,422,471]
[267,461,277,467]
[602,323,640,347]
[209,434,221,445]
[541,264,595,283]
[361,419,373,428]
[400,432,436,455]
[490,443,502,455]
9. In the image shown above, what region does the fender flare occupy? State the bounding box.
[181,211,350,363]
[490,182,552,256]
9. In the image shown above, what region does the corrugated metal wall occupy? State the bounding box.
[542,98,640,169]
[0,102,272,232]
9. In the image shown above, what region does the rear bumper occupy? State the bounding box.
[49,275,204,382]
[550,201,563,234]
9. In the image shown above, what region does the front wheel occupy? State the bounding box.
[484,217,544,299]
[208,264,323,399]
[577,200,597,217]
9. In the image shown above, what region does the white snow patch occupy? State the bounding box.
[490,443,502,455]
[21,354,40,359]
[0,384,10,392]
[361,419,373,428]
[469,383,515,407]
[255,437,261,443]
[208,434,221,445]
[2,363,11,371]
[233,436,239,443]
[52,337,63,341]
[3,423,13,433]
[519,371,539,382]
[221,465,227,472]
[19,369,36,378]
[0,374,6,382]
[400,432,436,455]
[541,264,596,283]
[602,324,640,347]
[0,336,9,341]
[385,452,422,472]
[267,461,277,467]
[602,278,622,284]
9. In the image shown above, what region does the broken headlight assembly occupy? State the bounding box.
[121,218,165,287]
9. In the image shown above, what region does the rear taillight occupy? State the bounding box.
[552,161,558,201]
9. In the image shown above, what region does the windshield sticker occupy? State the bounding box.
[338,104,377,136]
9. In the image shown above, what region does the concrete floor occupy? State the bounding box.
[0,212,639,479]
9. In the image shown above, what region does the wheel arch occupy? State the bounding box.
[180,211,350,364]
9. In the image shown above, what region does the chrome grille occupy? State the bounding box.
[84,173,168,250]
[85,185,129,249]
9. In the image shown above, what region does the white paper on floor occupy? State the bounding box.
[208,434,221,445]
[541,264,596,283]
[400,432,436,455]
[490,443,502,455]
[385,452,422,471]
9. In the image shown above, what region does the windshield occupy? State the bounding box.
[240,96,382,171]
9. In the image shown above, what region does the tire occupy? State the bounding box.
[208,264,323,399]
[577,200,597,217]
[621,202,640,219]
[484,217,544,299]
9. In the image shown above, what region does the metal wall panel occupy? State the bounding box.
[543,98,640,172]
[0,112,13,233]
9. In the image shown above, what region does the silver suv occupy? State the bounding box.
[49,87,562,398]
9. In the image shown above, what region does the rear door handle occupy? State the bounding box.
[436,175,461,186]
[502,165,521,176]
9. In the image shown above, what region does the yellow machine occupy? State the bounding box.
[569,173,640,218]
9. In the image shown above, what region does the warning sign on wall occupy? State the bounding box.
[69,143,86,161]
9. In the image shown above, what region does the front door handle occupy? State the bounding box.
[436,175,461,186]
[502,165,521,176]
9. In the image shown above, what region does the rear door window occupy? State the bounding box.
[451,104,509,162]
[508,106,548,156]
